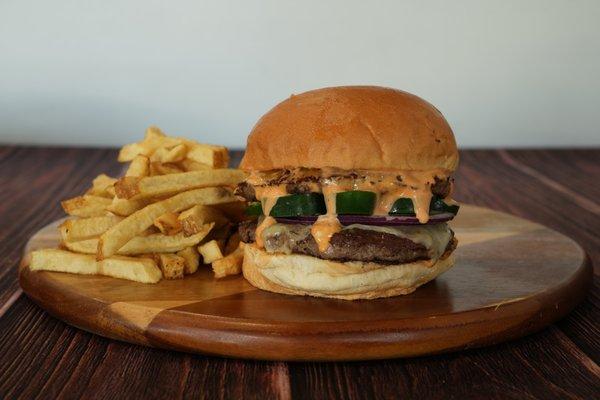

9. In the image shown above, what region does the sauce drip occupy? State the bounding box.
[250,168,451,248]
[310,215,342,252]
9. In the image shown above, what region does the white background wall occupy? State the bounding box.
[1,1,599,148]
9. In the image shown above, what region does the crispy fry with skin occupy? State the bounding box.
[115,169,246,200]
[98,187,235,259]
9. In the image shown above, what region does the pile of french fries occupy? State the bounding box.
[29,127,248,283]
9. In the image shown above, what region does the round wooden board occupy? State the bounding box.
[19,205,592,361]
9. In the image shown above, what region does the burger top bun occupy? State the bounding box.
[240,86,458,172]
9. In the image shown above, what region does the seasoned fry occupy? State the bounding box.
[61,195,112,217]
[212,244,244,278]
[115,169,246,200]
[29,249,161,283]
[177,247,200,274]
[157,254,185,279]
[198,240,224,264]
[98,187,234,258]
[154,212,182,235]
[179,205,228,236]
[187,143,229,168]
[125,155,150,177]
[59,216,122,242]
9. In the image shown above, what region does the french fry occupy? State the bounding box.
[157,254,185,279]
[119,226,212,254]
[154,212,182,235]
[179,205,228,236]
[152,144,187,163]
[212,244,244,278]
[63,225,211,255]
[59,216,122,242]
[106,196,149,216]
[198,240,224,264]
[125,155,150,177]
[29,249,162,283]
[98,187,234,259]
[149,161,184,176]
[187,143,229,168]
[61,195,112,217]
[177,247,200,274]
[87,174,117,198]
[114,169,246,200]
[177,158,211,171]
[61,238,98,254]
[118,126,183,162]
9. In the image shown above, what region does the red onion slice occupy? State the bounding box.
[274,213,455,226]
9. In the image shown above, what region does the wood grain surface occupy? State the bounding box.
[0,147,598,398]
[18,204,592,361]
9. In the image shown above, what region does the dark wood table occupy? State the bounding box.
[0,147,598,399]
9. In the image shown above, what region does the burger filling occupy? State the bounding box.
[236,168,459,265]
[239,219,456,265]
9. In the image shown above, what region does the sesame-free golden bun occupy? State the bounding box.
[243,244,455,300]
[240,86,458,172]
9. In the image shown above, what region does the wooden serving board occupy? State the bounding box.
[19,205,591,361]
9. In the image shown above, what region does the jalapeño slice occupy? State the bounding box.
[430,197,460,215]
[335,191,376,215]
[389,197,459,216]
[388,198,415,215]
[269,193,326,217]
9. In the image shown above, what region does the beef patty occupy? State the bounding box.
[238,220,456,265]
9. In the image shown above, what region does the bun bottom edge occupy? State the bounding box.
[242,244,456,300]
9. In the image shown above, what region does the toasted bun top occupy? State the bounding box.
[240,86,458,172]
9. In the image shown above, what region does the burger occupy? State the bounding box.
[235,86,459,300]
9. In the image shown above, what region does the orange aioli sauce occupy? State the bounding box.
[310,183,344,252]
[248,168,451,248]
[254,185,288,248]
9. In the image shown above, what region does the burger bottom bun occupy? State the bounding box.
[242,244,455,300]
